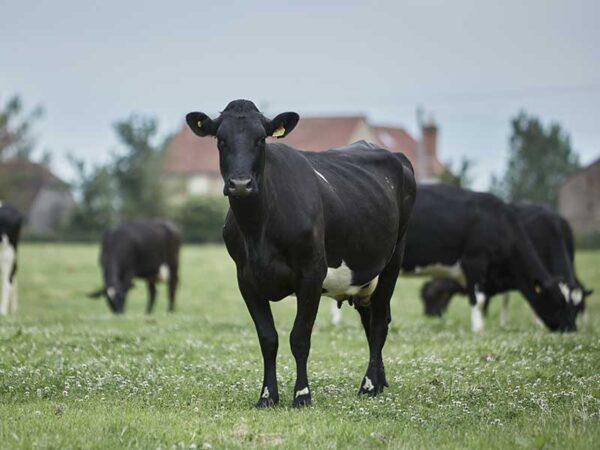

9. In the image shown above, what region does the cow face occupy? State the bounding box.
[527,279,577,332]
[186,100,299,198]
[87,285,127,314]
[421,278,456,317]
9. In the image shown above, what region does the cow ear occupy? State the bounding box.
[267,112,300,139]
[186,112,217,137]
[87,289,105,299]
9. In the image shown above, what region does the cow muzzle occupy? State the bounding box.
[226,177,255,197]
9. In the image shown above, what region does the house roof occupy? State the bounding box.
[277,116,365,151]
[0,159,70,213]
[162,126,221,175]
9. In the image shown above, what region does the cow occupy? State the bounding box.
[186,100,416,408]
[88,220,181,314]
[421,202,592,324]
[401,184,577,333]
[0,202,23,316]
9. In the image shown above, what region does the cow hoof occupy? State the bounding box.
[293,394,312,408]
[255,397,278,409]
[358,375,385,397]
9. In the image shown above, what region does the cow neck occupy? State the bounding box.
[511,219,552,285]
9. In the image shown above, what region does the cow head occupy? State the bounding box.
[186,100,299,198]
[527,277,577,332]
[87,284,129,314]
[421,278,463,317]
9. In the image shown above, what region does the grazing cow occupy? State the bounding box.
[402,184,577,332]
[88,220,181,314]
[0,202,23,316]
[421,202,592,323]
[186,100,416,407]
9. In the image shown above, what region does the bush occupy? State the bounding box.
[174,196,229,243]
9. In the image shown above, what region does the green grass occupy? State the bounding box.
[1,244,599,449]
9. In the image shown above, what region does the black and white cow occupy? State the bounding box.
[402,184,577,332]
[421,202,592,324]
[0,202,23,316]
[186,100,416,407]
[88,220,181,314]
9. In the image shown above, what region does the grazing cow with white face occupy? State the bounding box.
[88,220,181,314]
[421,202,592,325]
[186,100,416,408]
[402,184,577,333]
[0,202,22,316]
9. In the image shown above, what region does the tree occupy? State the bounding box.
[491,111,580,208]
[440,156,474,188]
[0,94,43,161]
[112,114,166,219]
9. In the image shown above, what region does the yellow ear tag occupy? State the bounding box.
[197,120,203,128]
[534,285,542,294]
[272,125,285,138]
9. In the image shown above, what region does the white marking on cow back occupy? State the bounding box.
[158,264,170,282]
[571,288,583,306]
[362,376,374,391]
[558,282,570,303]
[295,387,309,398]
[470,284,486,333]
[406,261,466,287]
[314,169,329,184]
[261,386,270,399]
[0,233,16,316]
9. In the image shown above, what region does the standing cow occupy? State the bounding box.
[186,100,416,407]
[88,220,181,314]
[402,184,576,332]
[0,202,22,316]
[421,202,592,323]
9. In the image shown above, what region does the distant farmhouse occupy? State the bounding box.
[162,116,446,203]
[559,158,600,237]
[0,160,75,236]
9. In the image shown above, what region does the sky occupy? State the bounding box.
[1,0,599,189]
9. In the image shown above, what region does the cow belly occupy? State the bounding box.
[322,261,378,300]
[403,261,466,286]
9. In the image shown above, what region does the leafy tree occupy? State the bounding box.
[491,111,580,208]
[175,196,229,243]
[440,156,474,188]
[112,114,166,219]
[0,94,43,161]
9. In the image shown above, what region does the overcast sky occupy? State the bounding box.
[1,0,599,189]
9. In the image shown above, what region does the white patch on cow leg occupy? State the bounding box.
[500,293,510,327]
[0,234,15,316]
[558,282,570,303]
[9,278,17,315]
[330,302,341,326]
[295,387,309,398]
[362,376,374,392]
[261,386,270,399]
[158,264,170,282]
[314,169,329,184]
[581,310,589,325]
[470,284,486,333]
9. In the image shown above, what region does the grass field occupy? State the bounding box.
[1,243,599,449]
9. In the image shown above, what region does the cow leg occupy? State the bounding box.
[9,268,18,315]
[240,282,279,408]
[355,302,371,341]
[359,240,403,397]
[500,293,510,327]
[330,302,341,326]
[167,264,178,312]
[0,238,16,316]
[290,270,323,408]
[146,281,157,314]
[462,258,488,333]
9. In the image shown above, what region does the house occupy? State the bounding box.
[559,158,600,236]
[0,160,75,236]
[162,115,446,203]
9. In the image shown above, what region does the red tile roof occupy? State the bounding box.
[278,117,364,151]
[163,126,220,175]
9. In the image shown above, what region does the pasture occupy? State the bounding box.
[1,243,599,449]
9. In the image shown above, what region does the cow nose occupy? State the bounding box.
[227,178,253,197]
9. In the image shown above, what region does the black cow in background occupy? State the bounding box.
[402,184,577,332]
[0,202,23,316]
[89,220,181,314]
[186,100,416,408]
[421,202,592,323]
